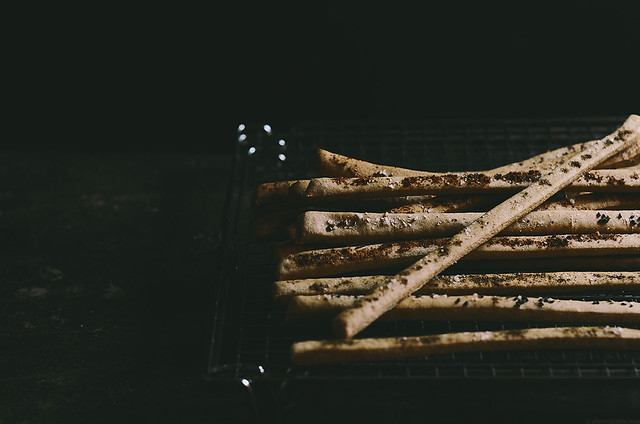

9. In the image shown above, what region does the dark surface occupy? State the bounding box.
[0,152,235,422]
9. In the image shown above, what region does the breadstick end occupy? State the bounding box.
[333,313,355,339]
[289,180,309,198]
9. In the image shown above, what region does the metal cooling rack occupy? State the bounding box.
[207,117,640,385]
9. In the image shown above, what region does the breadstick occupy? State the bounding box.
[450,255,640,274]
[315,148,428,177]
[291,326,640,365]
[293,210,640,244]
[274,237,640,271]
[258,137,639,206]
[387,194,505,213]
[299,169,640,201]
[536,193,640,211]
[285,294,640,324]
[254,180,310,206]
[253,196,443,240]
[278,233,640,279]
[333,115,640,338]
[316,138,640,177]
[389,192,640,214]
[273,271,640,301]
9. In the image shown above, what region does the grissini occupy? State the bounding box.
[278,233,640,279]
[252,196,442,240]
[285,294,640,323]
[291,326,640,365]
[273,271,640,301]
[333,115,640,338]
[388,192,640,214]
[298,169,640,201]
[254,180,309,206]
[315,138,640,177]
[385,194,504,213]
[257,138,640,206]
[292,210,640,245]
[447,255,640,274]
[256,193,639,241]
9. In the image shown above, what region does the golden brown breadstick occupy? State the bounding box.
[291,326,640,365]
[285,294,640,324]
[299,169,640,201]
[293,210,639,245]
[333,115,640,338]
[273,271,640,301]
[278,233,640,279]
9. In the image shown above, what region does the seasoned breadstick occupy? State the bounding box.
[536,193,640,211]
[387,195,505,213]
[253,196,443,240]
[259,137,639,206]
[389,193,640,214]
[273,271,640,301]
[291,326,640,365]
[299,169,640,201]
[316,138,640,177]
[278,233,640,279]
[257,145,639,207]
[450,255,640,274]
[315,148,428,177]
[254,180,310,206]
[285,294,640,323]
[334,115,640,338]
[293,210,640,244]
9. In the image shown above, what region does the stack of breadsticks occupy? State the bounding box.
[253,115,640,365]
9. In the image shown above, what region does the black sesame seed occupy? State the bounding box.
[618,213,623,219]
[596,212,601,217]
[462,301,469,307]
[455,298,460,304]
[621,302,627,306]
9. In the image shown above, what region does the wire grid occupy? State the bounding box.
[209,117,640,381]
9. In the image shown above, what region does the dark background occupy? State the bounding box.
[3,3,640,422]
[8,2,639,153]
